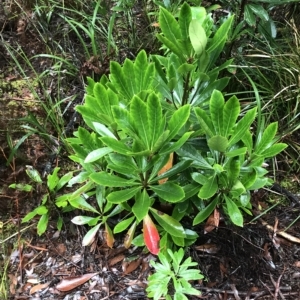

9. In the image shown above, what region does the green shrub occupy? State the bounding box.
[59,2,286,254]
[17,2,287,255]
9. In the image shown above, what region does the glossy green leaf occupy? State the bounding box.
[56,171,73,191]
[177,144,213,169]
[259,18,276,38]
[149,153,171,182]
[192,78,230,106]
[9,183,32,192]
[207,135,228,152]
[248,4,269,21]
[57,217,63,231]
[55,194,69,208]
[71,216,96,225]
[47,167,60,191]
[182,183,200,201]
[244,5,256,26]
[172,202,188,221]
[198,176,218,199]
[223,95,240,137]
[159,7,182,48]
[231,180,246,198]
[225,196,243,227]
[69,196,99,214]
[167,105,190,141]
[242,130,253,153]
[132,189,151,222]
[112,105,138,137]
[241,169,257,189]
[154,160,192,183]
[131,96,150,148]
[239,192,251,207]
[210,90,224,135]
[150,182,184,203]
[84,147,113,163]
[248,157,265,167]
[225,147,247,157]
[228,107,257,147]
[260,143,287,158]
[70,181,94,199]
[255,122,278,154]
[37,213,49,236]
[107,187,141,203]
[101,137,132,155]
[194,107,215,137]
[156,34,184,59]
[191,6,206,22]
[206,15,234,63]
[147,93,164,149]
[90,172,138,187]
[131,233,145,247]
[191,172,207,185]
[226,159,240,185]
[171,235,185,247]
[184,229,199,240]
[86,76,95,95]
[26,166,42,183]
[87,216,101,226]
[177,63,195,75]
[179,2,192,55]
[193,197,218,225]
[134,50,155,92]
[159,132,193,155]
[150,208,186,238]
[248,178,269,190]
[82,223,101,246]
[109,61,131,100]
[22,210,38,223]
[106,204,125,217]
[123,59,135,97]
[77,127,100,151]
[67,171,89,187]
[93,122,116,138]
[93,83,115,120]
[109,153,137,170]
[189,19,207,55]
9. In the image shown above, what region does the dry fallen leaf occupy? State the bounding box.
[56,273,98,292]
[30,282,50,294]
[195,243,220,254]
[56,243,67,255]
[122,258,142,275]
[8,273,17,295]
[104,223,115,248]
[204,208,220,234]
[293,261,300,268]
[109,254,125,267]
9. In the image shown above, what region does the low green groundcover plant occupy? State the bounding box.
[18,0,286,258]
[146,248,203,300]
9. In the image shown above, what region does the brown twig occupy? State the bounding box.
[270,267,286,300]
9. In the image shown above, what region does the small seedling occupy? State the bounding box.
[147,248,203,300]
